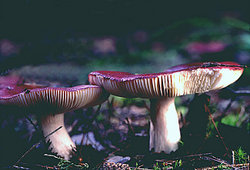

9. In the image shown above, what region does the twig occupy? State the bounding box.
[156,152,212,162]
[125,117,135,136]
[44,126,63,139]
[23,113,39,131]
[219,88,250,99]
[201,155,233,168]
[44,153,62,159]
[12,165,30,170]
[232,150,235,165]
[182,152,212,158]
[234,90,250,96]
[14,126,62,166]
[205,104,231,159]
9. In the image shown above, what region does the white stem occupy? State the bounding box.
[149,97,181,153]
[40,113,76,160]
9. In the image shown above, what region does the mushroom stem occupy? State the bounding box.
[149,97,181,153]
[40,113,76,160]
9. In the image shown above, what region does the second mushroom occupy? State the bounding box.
[0,79,109,160]
[88,62,245,154]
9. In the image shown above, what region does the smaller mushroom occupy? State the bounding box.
[0,79,109,160]
[88,61,245,154]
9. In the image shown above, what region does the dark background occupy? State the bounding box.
[1,1,250,71]
[1,1,249,37]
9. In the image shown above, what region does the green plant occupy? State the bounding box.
[217,163,231,170]
[234,147,248,164]
[174,159,182,169]
[134,162,143,169]
[162,162,171,169]
[153,162,161,170]
[178,140,184,147]
[206,120,219,138]
[153,161,172,170]
[44,154,89,169]
[221,114,239,127]
[135,162,139,168]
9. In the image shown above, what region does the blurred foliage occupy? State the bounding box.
[223,17,250,32]
[111,95,147,108]
[221,113,240,127]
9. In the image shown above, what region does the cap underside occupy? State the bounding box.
[89,62,244,98]
[0,84,109,114]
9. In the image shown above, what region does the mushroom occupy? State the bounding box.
[88,61,245,153]
[0,79,109,160]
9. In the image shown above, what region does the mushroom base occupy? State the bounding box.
[149,97,181,153]
[40,113,76,160]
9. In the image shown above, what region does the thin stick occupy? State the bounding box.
[205,104,230,159]
[232,150,235,165]
[234,90,250,96]
[182,152,212,158]
[14,126,62,166]
[156,152,212,162]
[44,126,63,139]
[125,117,135,136]
[201,155,233,168]
[23,113,39,131]
[12,165,30,169]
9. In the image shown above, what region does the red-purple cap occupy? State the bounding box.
[88,62,245,98]
[0,77,109,114]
